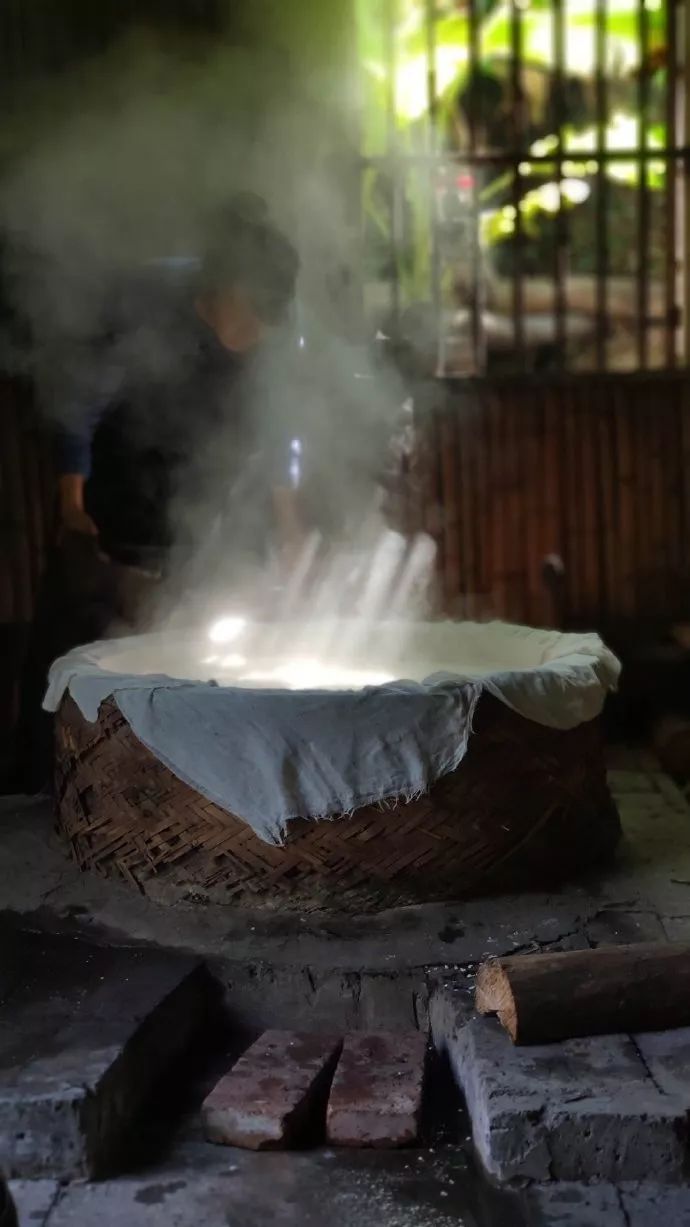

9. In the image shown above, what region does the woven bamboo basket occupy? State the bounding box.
[54,691,621,913]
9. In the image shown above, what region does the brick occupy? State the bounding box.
[202,1031,341,1150]
[326,1031,427,1148]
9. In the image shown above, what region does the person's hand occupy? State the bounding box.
[57,473,99,540]
[60,504,99,538]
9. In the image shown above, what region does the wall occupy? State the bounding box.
[0,379,53,766]
[413,372,690,630]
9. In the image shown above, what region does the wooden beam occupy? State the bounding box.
[475,943,690,1045]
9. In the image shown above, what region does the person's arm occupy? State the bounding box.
[54,403,106,537]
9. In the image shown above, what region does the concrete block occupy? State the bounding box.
[202,1031,341,1150]
[0,926,208,1180]
[438,1010,690,1184]
[634,1027,690,1100]
[546,1095,688,1183]
[327,1031,428,1148]
[7,1179,57,1227]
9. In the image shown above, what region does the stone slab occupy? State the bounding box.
[0,921,207,1180]
[202,1031,341,1150]
[433,1003,690,1183]
[327,1032,428,1148]
[7,1180,58,1227]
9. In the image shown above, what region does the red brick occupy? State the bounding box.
[326,1031,428,1148]
[202,1030,342,1150]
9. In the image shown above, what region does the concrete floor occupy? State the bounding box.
[9,1127,690,1226]
[4,749,690,1224]
[11,1141,522,1227]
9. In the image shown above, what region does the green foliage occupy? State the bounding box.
[357,0,670,300]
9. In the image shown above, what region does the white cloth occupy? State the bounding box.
[44,621,620,845]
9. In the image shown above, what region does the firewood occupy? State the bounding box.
[475,943,690,1045]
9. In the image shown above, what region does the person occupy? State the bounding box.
[56,192,301,565]
[10,193,302,790]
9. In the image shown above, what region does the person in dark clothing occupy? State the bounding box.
[10,193,302,791]
[56,194,301,560]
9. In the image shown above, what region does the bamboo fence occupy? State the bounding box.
[412,372,690,629]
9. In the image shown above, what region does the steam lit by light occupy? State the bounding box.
[289,438,303,489]
[207,616,247,645]
[241,658,393,691]
[196,530,437,692]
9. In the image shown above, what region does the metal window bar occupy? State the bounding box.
[424,0,444,376]
[384,0,401,328]
[595,0,608,370]
[467,0,483,374]
[364,0,688,376]
[637,0,651,370]
[664,0,679,368]
[509,0,525,368]
[552,0,567,369]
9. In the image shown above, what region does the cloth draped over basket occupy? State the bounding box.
[44,622,620,846]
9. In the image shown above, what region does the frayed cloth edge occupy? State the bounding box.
[110,682,483,848]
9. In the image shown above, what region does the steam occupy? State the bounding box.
[0,28,358,382]
[0,24,441,665]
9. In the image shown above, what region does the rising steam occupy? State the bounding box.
[0,22,440,666]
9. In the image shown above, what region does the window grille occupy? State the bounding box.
[357,0,687,375]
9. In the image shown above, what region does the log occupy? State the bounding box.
[475,943,690,1045]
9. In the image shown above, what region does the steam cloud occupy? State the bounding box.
[0,24,438,644]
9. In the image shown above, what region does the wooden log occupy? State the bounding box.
[475,943,690,1045]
